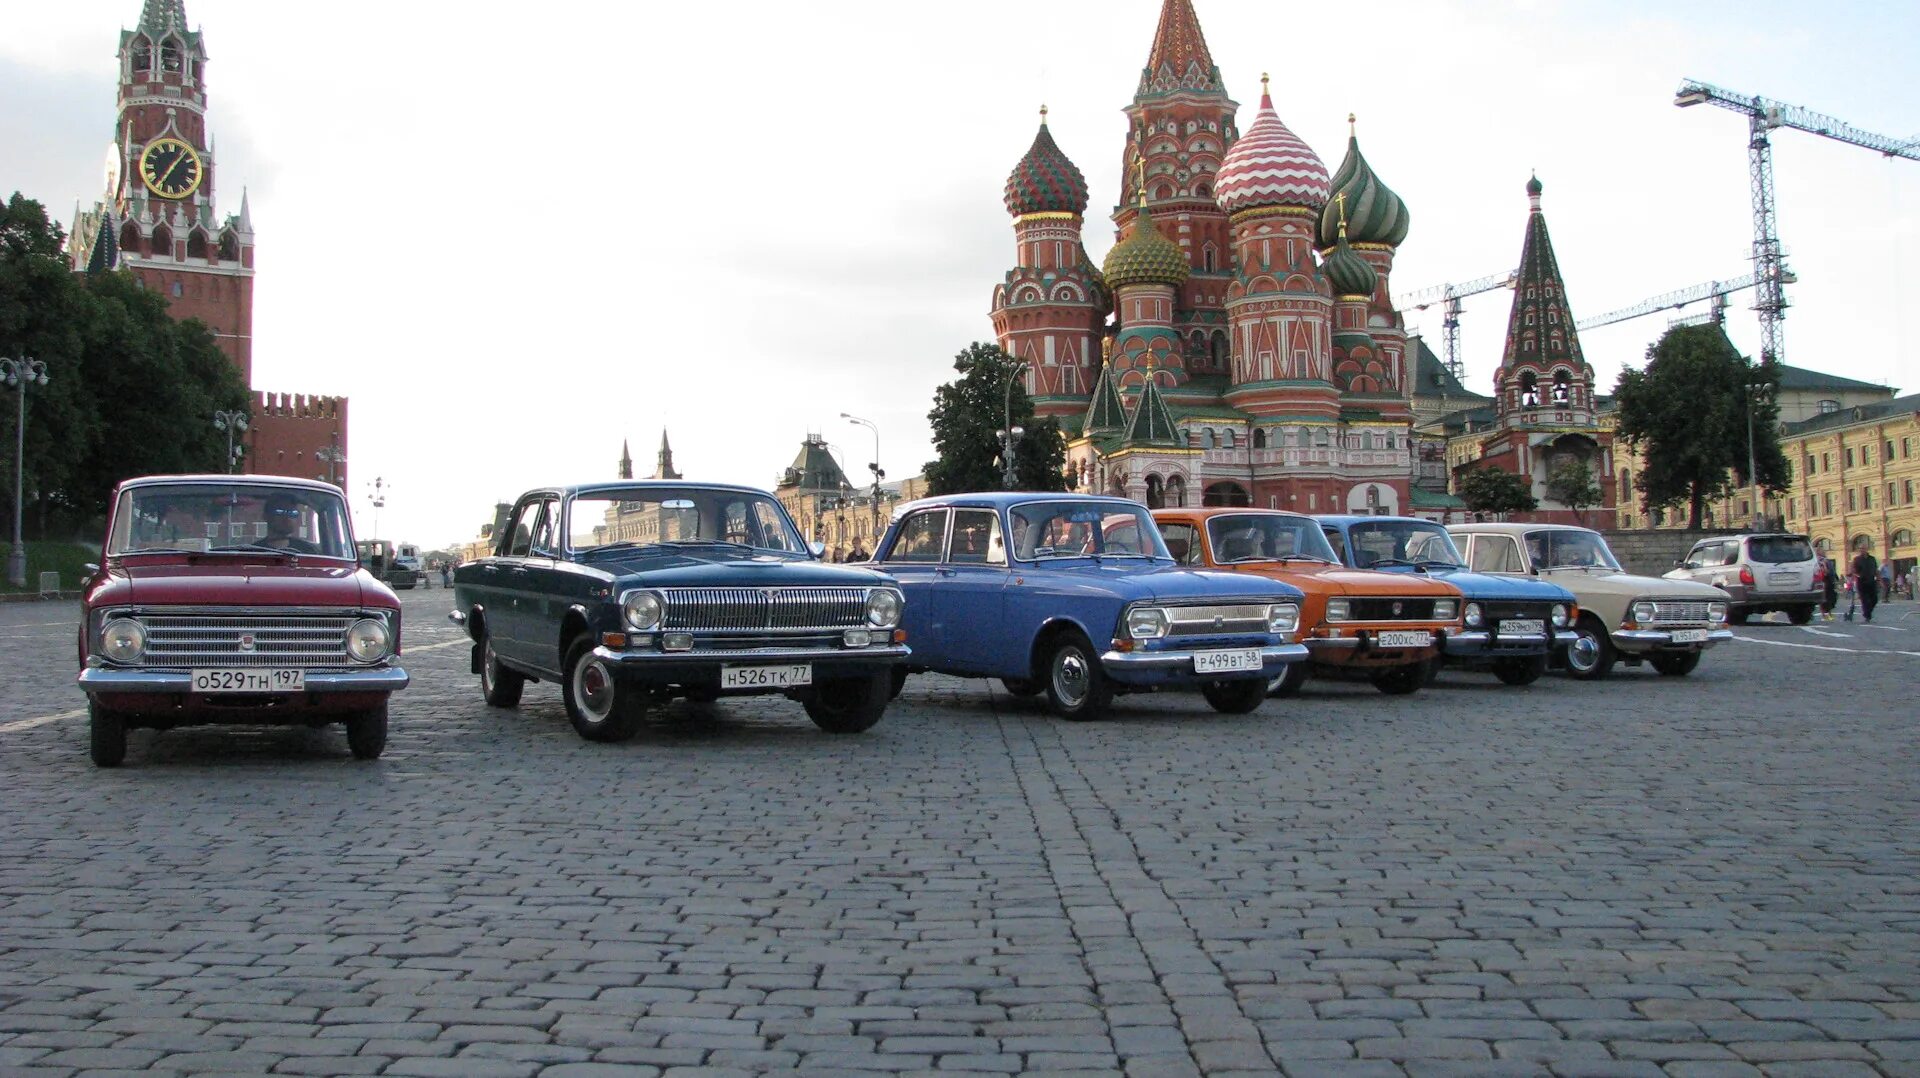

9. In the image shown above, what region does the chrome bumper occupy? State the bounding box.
[1612,627,1734,650]
[593,644,911,666]
[1100,642,1309,673]
[1443,630,1564,656]
[78,666,412,693]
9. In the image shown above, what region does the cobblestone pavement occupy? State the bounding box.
[2,590,1916,1077]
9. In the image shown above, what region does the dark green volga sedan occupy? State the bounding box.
[451,482,909,742]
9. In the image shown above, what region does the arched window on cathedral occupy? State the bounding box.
[1154,184,1173,200]
[186,229,208,261]
[1200,428,1215,450]
[1202,244,1216,272]
[131,38,152,72]
[1196,182,1212,199]
[120,221,143,257]
[1145,474,1165,509]
[1518,371,1539,407]
[1211,331,1228,370]
[1252,428,1267,449]
[218,231,240,262]
[1166,474,1186,507]
[1551,369,1572,405]
[161,39,181,72]
[150,223,173,259]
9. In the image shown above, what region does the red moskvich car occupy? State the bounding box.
[76,474,409,766]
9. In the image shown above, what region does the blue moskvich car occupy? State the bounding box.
[1316,515,1575,685]
[874,492,1310,719]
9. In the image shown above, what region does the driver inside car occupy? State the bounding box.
[259,495,321,553]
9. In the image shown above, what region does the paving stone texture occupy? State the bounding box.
[0,591,1915,1076]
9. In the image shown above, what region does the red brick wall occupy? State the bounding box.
[248,392,348,490]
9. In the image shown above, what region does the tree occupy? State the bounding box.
[1457,466,1538,517]
[1614,324,1789,529]
[1545,457,1603,524]
[0,193,249,535]
[924,342,1067,495]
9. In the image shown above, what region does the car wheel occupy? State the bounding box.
[1788,605,1814,625]
[1492,654,1548,686]
[480,635,525,708]
[1370,659,1428,696]
[562,637,644,742]
[1564,615,1616,680]
[804,673,891,733]
[346,702,388,760]
[1044,632,1113,721]
[1267,662,1310,698]
[88,699,127,768]
[1649,651,1701,677]
[1000,677,1043,697]
[1200,678,1267,714]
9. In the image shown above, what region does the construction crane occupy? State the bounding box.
[1674,79,1920,367]
[1574,272,1773,332]
[1392,270,1517,382]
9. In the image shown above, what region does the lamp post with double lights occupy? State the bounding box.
[212,409,248,473]
[3,356,50,588]
[367,476,388,541]
[840,413,883,545]
[996,359,1030,490]
[314,444,346,488]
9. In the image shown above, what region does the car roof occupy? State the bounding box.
[893,491,1147,514]
[1153,507,1314,521]
[535,480,778,499]
[1315,514,1447,527]
[1447,522,1595,534]
[118,473,344,495]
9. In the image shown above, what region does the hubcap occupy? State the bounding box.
[1053,648,1089,707]
[575,658,613,720]
[482,642,496,689]
[1569,632,1600,671]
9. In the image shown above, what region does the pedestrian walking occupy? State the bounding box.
[1820,554,1839,620]
[440,561,452,588]
[1852,540,1881,623]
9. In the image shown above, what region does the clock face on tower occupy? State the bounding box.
[138,137,204,199]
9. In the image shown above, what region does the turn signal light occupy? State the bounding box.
[601,632,627,648]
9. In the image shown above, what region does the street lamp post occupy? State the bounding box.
[996,359,1030,490]
[314,444,346,488]
[3,356,51,588]
[212,409,249,473]
[367,477,388,540]
[1745,374,1772,530]
[841,413,883,544]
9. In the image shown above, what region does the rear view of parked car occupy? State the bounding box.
[1664,533,1821,624]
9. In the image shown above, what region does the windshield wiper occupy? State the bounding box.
[118,547,198,555]
[1275,553,1333,564]
[1367,557,1415,568]
[206,544,297,557]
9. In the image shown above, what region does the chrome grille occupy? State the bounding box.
[660,587,870,633]
[1165,604,1270,637]
[1650,600,1712,625]
[138,614,355,667]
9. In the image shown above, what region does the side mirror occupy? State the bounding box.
[82,562,100,578]
[809,540,826,558]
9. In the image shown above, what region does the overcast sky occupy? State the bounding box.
[5,1,1917,548]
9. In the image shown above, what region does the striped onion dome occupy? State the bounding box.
[1214,76,1330,217]
[1102,207,1190,290]
[1322,225,1377,297]
[1316,117,1410,248]
[1004,107,1089,217]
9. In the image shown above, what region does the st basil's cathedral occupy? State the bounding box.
[991,0,1418,515]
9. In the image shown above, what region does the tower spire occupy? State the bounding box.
[1138,0,1220,97]
[138,0,191,38]
[654,429,681,480]
[1496,174,1591,420]
[618,439,633,480]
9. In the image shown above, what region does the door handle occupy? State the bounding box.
[936,568,958,578]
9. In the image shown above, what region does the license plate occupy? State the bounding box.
[1193,648,1263,673]
[1767,572,1797,585]
[1669,629,1708,644]
[192,668,305,693]
[1376,631,1433,649]
[1498,619,1545,636]
[720,664,811,689]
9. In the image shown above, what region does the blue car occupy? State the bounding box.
[874,493,1310,719]
[452,482,909,741]
[1315,515,1575,686]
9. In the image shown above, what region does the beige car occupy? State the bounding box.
[1447,523,1732,680]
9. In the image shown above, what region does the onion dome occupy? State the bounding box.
[1004,106,1089,217]
[1102,206,1190,290]
[1322,223,1377,297]
[1316,115,1409,249]
[1526,173,1543,197]
[1214,74,1331,217]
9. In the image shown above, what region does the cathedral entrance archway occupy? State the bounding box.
[1203,482,1250,507]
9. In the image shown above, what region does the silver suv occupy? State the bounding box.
[1664,533,1821,625]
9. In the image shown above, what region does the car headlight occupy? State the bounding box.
[865,588,902,629]
[1551,603,1569,628]
[1126,606,1168,639]
[621,590,664,631]
[1632,601,1655,625]
[346,618,391,663]
[1463,602,1483,628]
[1267,603,1300,635]
[1709,601,1728,623]
[100,617,146,663]
[1433,599,1458,621]
[1325,597,1350,621]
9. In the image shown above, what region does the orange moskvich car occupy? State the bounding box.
[1151,508,1463,695]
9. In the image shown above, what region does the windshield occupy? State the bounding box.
[1748,535,1813,564]
[1346,520,1465,568]
[1009,500,1169,560]
[1205,513,1337,563]
[109,483,354,558]
[1524,528,1622,570]
[568,487,809,557]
